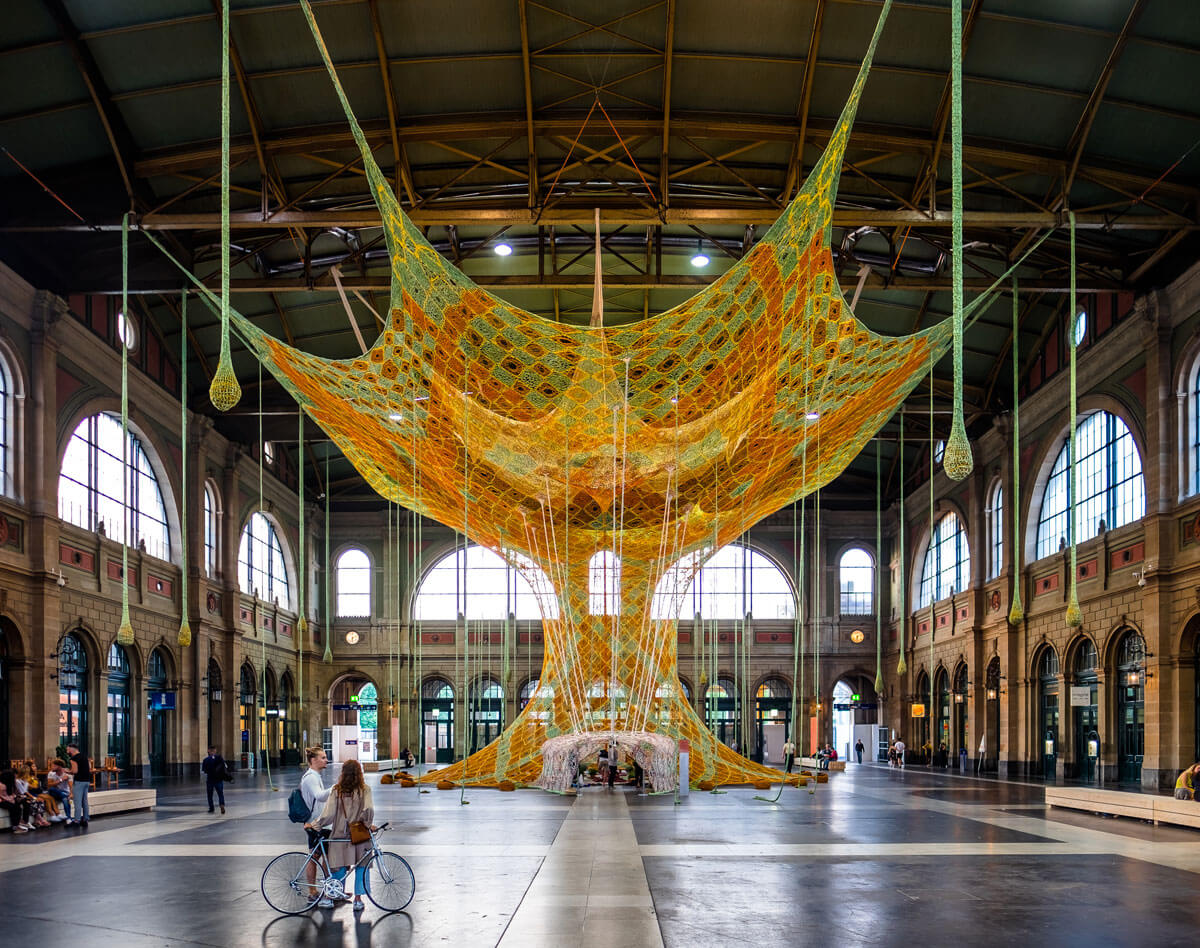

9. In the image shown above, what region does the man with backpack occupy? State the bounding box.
[201,745,229,815]
[294,746,334,906]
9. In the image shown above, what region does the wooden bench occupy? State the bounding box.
[1,787,156,830]
[800,757,846,772]
[1045,786,1200,829]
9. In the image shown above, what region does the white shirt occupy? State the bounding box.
[782,741,796,755]
[895,741,906,754]
[301,768,331,821]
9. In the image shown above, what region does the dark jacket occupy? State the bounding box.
[201,754,227,782]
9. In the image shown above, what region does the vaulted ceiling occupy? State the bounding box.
[2,0,1198,506]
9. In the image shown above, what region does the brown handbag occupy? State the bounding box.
[339,795,371,845]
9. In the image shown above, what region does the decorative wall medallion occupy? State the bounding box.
[989,589,1001,612]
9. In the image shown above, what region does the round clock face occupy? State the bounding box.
[849,629,865,644]
[345,630,360,645]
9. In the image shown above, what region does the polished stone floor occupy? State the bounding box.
[3,763,1199,946]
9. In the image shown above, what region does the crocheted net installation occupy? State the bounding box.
[227,0,947,786]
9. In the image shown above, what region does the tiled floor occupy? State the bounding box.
[2,764,1199,946]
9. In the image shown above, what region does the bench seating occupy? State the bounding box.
[800,757,846,772]
[1,787,156,830]
[1045,786,1200,829]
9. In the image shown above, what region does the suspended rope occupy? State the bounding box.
[1008,278,1025,625]
[297,412,306,736]
[874,440,882,693]
[943,0,972,480]
[1065,211,1083,628]
[323,453,333,664]
[116,214,135,648]
[928,372,936,743]
[896,412,907,676]
[178,290,192,647]
[209,0,240,411]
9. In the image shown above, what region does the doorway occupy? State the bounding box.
[421,678,455,764]
[0,623,8,765]
[106,644,132,774]
[1071,639,1098,783]
[705,677,741,751]
[755,677,791,764]
[1038,648,1060,779]
[832,680,853,761]
[469,678,503,753]
[1116,630,1145,784]
[147,649,169,777]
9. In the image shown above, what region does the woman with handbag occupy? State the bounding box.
[306,758,375,912]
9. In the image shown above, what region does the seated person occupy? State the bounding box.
[45,760,71,821]
[399,747,415,769]
[1174,762,1200,800]
[828,745,838,765]
[15,766,50,828]
[0,768,34,832]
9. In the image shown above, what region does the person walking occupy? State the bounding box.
[201,745,228,814]
[894,738,906,769]
[301,746,334,906]
[307,758,375,913]
[782,737,796,774]
[65,741,91,827]
[607,740,619,788]
[855,739,865,764]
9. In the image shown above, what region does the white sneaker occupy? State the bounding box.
[317,898,334,909]
[13,825,28,833]
[50,815,64,823]
[353,901,365,912]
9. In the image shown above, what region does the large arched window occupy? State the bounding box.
[651,543,794,621]
[336,548,371,617]
[413,544,558,621]
[237,511,290,607]
[1036,411,1144,560]
[589,550,621,616]
[58,413,171,561]
[986,480,1003,581]
[918,512,970,607]
[58,632,88,747]
[838,547,874,615]
[0,351,16,498]
[203,482,219,578]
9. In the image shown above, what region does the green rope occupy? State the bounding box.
[116,213,134,647]
[875,440,882,693]
[323,453,333,663]
[943,0,972,481]
[928,369,935,747]
[1065,211,1083,628]
[897,413,907,676]
[178,290,191,647]
[1008,278,1025,625]
[297,411,306,730]
[209,0,240,411]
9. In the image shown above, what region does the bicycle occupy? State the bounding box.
[261,821,415,915]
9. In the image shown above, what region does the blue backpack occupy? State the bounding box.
[287,788,309,824]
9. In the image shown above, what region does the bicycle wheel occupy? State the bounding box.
[364,851,415,912]
[262,851,323,915]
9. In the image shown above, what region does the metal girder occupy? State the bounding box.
[11,208,1187,231]
[785,0,826,201]
[128,113,1200,204]
[97,273,1119,295]
[518,0,538,210]
[660,0,676,208]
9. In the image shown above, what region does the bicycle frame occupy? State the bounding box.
[299,823,389,900]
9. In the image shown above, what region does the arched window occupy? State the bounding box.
[987,480,1003,580]
[918,512,970,607]
[203,482,219,578]
[839,547,874,615]
[336,548,371,617]
[0,351,16,498]
[519,678,540,711]
[589,550,621,616]
[106,643,131,772]
[58,632,88,747]
[1036,411,1144,560]
[413,545,558,621]
[237,512,290,607]
[59,413,171,561]
[651,544,795,620]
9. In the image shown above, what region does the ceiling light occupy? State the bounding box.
[493,242,512,257]
[388,412,403,422]
[805,411,820,421]
[690,250,709,268]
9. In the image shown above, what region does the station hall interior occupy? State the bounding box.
[2,1,1200,945]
